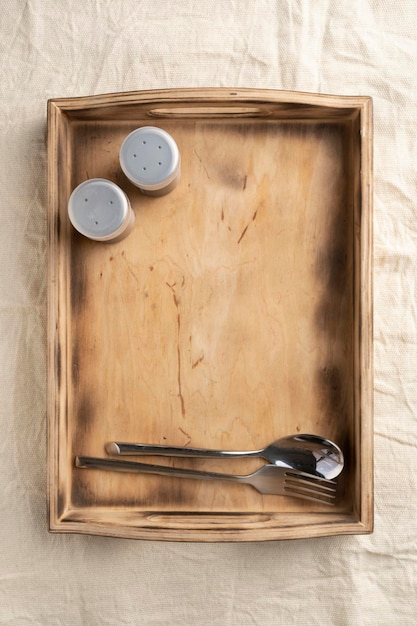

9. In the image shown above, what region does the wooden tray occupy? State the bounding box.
[47,88,373,541]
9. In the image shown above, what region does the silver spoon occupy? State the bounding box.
[105,434,344,480]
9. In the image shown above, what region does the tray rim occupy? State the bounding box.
[48,86,371,109]
[49,513,371,542]
[47,87,373,541]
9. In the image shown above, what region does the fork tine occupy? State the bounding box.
[284,479,336,498]
[284,471,337,493]
[283,470,337,505]
[285,488,336,504]
[283,489,335,505]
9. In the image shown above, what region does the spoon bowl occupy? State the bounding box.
[261,434,344,480]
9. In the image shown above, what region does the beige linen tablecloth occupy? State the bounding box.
[1,1,416,624]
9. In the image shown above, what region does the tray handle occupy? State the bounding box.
[147,106,272,118]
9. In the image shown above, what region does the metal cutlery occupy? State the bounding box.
[75,456,337,505]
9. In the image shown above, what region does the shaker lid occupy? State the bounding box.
[119,126,180,191]
[68,178,130,240]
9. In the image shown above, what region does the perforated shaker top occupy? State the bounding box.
[119,126,180,191]
[68,178,130,240]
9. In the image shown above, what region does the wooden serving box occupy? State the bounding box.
[47,88,373,541]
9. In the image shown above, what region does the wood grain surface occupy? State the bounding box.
[47,89,373,540]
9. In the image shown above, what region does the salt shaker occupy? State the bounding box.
[119,126,181,196]
[68,178,135,242]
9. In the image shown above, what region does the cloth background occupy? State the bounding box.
[1,1,416,624]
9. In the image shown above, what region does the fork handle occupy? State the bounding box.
[106,441,259,458]
[75,456,247,485]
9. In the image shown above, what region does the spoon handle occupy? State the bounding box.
[106,441,260,458]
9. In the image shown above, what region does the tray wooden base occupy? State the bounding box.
[47,89,373,540]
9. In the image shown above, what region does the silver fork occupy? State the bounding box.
[75,456,337,505]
